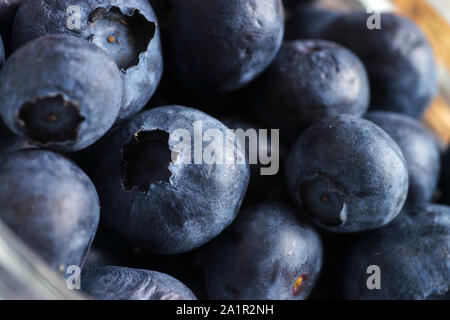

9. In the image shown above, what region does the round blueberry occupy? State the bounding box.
[0,149,100,273]
[0,0,21,51]
[12,0,163,123]
[366,111,440,204]
[253,40,370,143]
[82,266,197,300]
[322,13,437,118]
[341,204,450,300]
[286,115,409,233]
[151,0,284,93]
[93,106,250,254]
[0,35,123,152]
[204,202,323,300]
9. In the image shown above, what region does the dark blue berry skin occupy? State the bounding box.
[366,111,440,204]
[0,35,123,152]
[253,40,370,143]
[151,0,284,94]
[0,35,4,68]
[286,115,409,233]
[93,106,250,255]
[12,0,163,123]
[0,149,100,273]
[323,13,437,118]
[82,266,197,300]
[341,204,450,300]
[285,3,339,40]
[0,0,21,53]
[203,202,323,300]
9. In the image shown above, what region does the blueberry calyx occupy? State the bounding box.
[299,177,346,226]
[17,95,85,144]
[88,6,156,71]
[122,129,173,192]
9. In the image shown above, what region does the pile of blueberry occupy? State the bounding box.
[0,0,449,300]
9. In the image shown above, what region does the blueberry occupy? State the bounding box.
[82,266,197,300]
[285,3,339,40]
[366,111,440,204]
[0,0,21,53]
[151,0,284,93]
[203,202,323,300]
[93,105,250,254]
[253,40,370,143]
[0,149,100,273]
[322,13,437,118]
[12,0,163,123]
[0,35,123,152]
[341,204,450,300]
[286,115,409,233]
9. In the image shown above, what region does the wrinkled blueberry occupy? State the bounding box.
[285,3,339,40]
[93,106,250,254]
[204,202,323,300]
[286,115,409,232]
[366,111,440,204]
[0,149,100,272]
[82,266,197,300]
[253,40,370,143]
[0,35,123,152]
[151,0,284,93]
[12,0,163,122]
[322,13,437,118]
[341,204,450,300]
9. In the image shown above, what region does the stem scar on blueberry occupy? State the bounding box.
[122,130,173,192]
[18,95,84,144]
[292,274,308,296]
[300,177,345,227]
[88,7,156,71]
[46,113,57,122]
